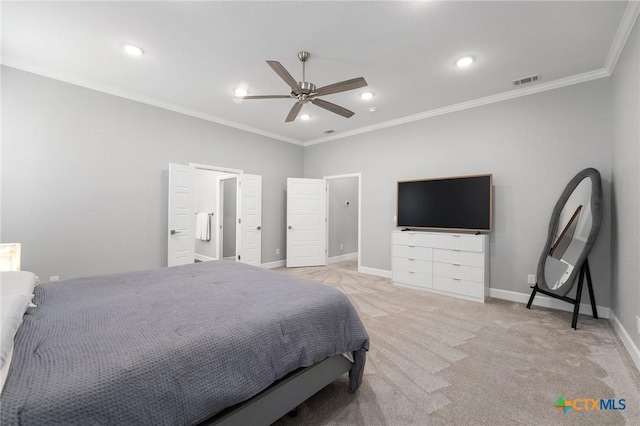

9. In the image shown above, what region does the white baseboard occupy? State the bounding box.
[610,311,640,372]
[261,260,285,269]
[358,266,392,278]
[194,253,216,262]
[328,252,358,264]
[489,288,610,319]
[223,256,235,261]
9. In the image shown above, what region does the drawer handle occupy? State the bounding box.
[452,277,461,281]
[452,263,461,266]
[408,245,416,248]
[408,270,415,274]
[452,249,461,252]
[408,258,415,261]
[452,235,461,238]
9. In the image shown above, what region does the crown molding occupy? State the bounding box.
[0,59,304,146]
[603,0,640,73]
[304,68,610,147]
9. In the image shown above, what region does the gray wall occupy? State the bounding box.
[1,66,303,280]
[305,78,613,307]
[611,18,639,349]
[328,177,358,258]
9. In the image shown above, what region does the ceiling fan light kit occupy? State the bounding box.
[238,51,368,122]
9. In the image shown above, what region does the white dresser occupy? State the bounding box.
[391,230,489,302]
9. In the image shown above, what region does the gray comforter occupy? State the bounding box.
[1,261,369,425]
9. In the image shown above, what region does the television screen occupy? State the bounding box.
[397,174,493,232]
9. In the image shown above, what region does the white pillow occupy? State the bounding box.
[0,293,31,369]
[0,271,39,297]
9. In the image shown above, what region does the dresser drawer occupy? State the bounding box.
[430,234,484,252]
[392,231,438,247]
[433,249,485,268]
[392,244,432,261]
[433,262,484,283]
[433,275,484,299]
[392,257,432,275]
[392,268,433,289]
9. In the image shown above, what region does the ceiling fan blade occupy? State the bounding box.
[267,60,301,95]
[311,98,355,118]
[315,77,368,97]
[235,95,292,100]
[285,102,303,122]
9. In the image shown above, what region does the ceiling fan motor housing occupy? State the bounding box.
[294,82,317,102]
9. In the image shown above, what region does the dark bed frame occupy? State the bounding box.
[201,354,352,426]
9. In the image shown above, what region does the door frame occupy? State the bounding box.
[324,173,362,272]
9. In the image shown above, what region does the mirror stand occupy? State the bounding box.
[526,258,598,330]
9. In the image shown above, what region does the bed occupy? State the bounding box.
[0,261,369,425]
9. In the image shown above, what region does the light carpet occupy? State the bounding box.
[273,261,640,425]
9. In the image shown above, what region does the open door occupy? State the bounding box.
[238,174,262,266]
[286,178,327,267]
[167,163,195,266]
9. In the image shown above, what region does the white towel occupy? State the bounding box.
[195,213,210,241]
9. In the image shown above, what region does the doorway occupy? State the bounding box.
[285,173,361,271]
[167,163,262,267]
[194,167,240,262]
[325,174,361,270]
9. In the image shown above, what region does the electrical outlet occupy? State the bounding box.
[636,316,640,334]
[50,276,59,282]
[527,274,536,285]
[275,248,280,255]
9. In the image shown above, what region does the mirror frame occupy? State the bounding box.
[536,168,603,297]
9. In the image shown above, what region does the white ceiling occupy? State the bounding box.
[1,1,634,145]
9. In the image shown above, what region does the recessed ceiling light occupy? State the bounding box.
[300,114,311,121]
[234,87,248,97]
[360,91,374,100]
[369,107,377,113]
[456,56,475,68]
[123,44,143,56]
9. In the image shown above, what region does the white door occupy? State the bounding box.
[286,178,327,267]
[167,163,195,266]
[238,174,262,266]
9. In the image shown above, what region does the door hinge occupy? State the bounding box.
[238,255,241,261]
[238,218,241,224]
[325,217,327,223]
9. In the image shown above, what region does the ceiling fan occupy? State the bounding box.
[236,51,368,122]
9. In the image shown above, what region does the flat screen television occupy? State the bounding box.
[397,174,493,232]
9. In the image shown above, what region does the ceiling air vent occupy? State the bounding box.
[323,129,335,134]
[512,74,540,87]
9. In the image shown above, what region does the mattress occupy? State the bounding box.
[0,261,369,425]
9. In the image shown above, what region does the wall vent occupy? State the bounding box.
[323,129,335,134]
[512,74,540,87]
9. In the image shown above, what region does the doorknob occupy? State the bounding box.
[170,229,182,235]
[288,226,293,230]
[256,226,261,230]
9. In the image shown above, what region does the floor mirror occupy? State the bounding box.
[526,168,603,329]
